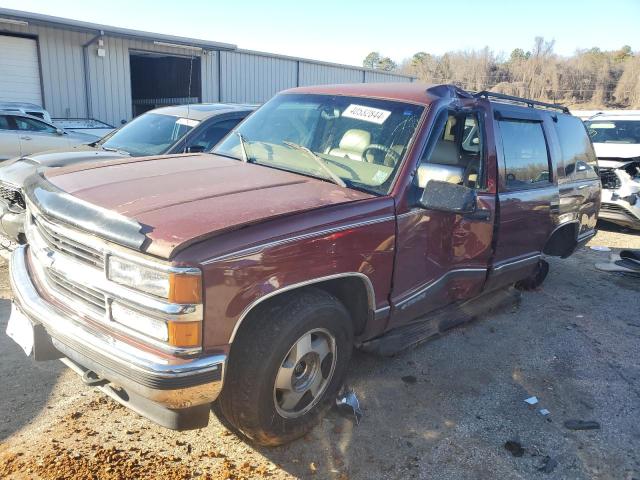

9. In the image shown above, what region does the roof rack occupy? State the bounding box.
[474,91,569,113]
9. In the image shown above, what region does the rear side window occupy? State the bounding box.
[187,118,242,151]
[555,115,599,180]
[0,115,10,130]
[499,120,550,189]
[14,116,57,133]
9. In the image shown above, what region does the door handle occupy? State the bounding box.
[464,208,491,221]
[20,136,32,140]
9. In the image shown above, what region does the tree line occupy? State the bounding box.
[364,38,640,108]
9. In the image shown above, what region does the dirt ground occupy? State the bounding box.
[0,224,639,479]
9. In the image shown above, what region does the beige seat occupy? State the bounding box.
[328,129,371,161]
[416,163,464,188]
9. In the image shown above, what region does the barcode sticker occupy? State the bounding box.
[342,104,391,124]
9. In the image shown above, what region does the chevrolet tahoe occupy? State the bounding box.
[6,84,601,446]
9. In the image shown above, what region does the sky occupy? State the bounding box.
[1,0,639,67]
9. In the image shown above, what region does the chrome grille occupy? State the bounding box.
[33,216,104,268]
[0,183,25,209]
[44,268,107,315]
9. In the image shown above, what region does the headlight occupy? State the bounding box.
[107,255,202,303]
[111,301,168,341]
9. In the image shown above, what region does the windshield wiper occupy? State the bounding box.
[236,132,250,163]
[101,146,130,155]
[282,141,346,188]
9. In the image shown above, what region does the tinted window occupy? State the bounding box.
[14,116,57,133]
[187,118,242,151]
[0,115,10,130]
[500,120,550,189]
[555,115,598,180]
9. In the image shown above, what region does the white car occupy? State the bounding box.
[585,112,640,230]
[0,111,95,161]
[0,102,52,123]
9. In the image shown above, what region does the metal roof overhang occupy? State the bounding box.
[0,7,237,51]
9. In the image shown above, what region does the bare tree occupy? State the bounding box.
[392,38,638,108]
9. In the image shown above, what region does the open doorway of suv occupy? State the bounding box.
[129,50,201,117]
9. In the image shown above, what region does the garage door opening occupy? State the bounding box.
[0,34,42,106]
[129,50,201,117]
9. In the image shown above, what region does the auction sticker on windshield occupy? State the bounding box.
[6,303,34,356]
[343,104,391,124]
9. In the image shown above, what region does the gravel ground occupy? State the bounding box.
[0,225,638,479]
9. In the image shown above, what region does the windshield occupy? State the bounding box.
[101,113,198,156]
[213,94,424,194]
[585,119,640,144]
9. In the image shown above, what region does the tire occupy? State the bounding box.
[515,259,549,291]
[214,288,353,446]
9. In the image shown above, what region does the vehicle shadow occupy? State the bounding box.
[597,220,640,236]
[230,255,639,479]
[0,298,62,441]
[241,342,519,479]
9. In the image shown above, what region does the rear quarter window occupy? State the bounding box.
[555,115,599,181]
[499,120,551,190]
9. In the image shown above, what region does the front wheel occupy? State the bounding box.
[215,288,353,446]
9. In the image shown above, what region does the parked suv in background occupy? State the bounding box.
[584,112,640,230]
[0,102,53,123]
[0,103,256,244]
[0,111,96,161]
[7,84,600,446]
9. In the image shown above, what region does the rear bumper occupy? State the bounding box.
[9,245,226,428]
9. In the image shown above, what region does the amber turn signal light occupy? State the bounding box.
[168,321,201,348]
[168,273,202,304]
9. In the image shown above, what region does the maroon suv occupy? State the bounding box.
[7,83,601,446]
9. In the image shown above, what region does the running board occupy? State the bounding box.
[360,287,521,356]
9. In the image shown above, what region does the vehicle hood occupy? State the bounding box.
[65,130,100,143]
[0,147,128,187]
[593,142,640,160]
[598,158,640,170]
[41,154,372,258]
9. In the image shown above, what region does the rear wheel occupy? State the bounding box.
[215,288,353,446]
[515,259,549,291]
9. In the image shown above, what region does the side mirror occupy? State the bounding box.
[55,128,64,136]
[186,145,206,153]
[418,180,477,214]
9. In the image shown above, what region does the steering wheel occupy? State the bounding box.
[362,144,401,165]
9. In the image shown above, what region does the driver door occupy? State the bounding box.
[390,107,496,325]
[13,116,69,155]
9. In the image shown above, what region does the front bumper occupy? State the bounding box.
[9,245,226,429]
[599,200,640,230]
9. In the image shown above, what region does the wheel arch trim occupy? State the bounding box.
[543,219,580,257]
[228,272,376,343]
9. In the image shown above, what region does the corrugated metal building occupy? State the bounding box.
[0,8,415,126]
